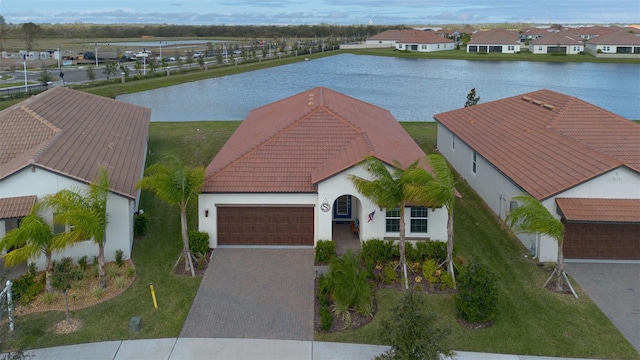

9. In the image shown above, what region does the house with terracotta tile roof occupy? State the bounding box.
[518,27,552,43]
[529,32,584,54]
[199,87,448,248]
[434,90,640,262]
[467,29,521,54]
[395,32,454,52]
[365,29,418,47]
[0,87,151,268]
[585,31,640,57]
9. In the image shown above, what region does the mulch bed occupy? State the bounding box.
[314,260,457,334]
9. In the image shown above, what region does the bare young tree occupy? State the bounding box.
[21,22,41,51]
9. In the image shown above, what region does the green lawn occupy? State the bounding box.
[2,121,637,356]
[316,123,640,359]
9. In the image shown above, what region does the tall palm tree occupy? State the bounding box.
[411,154,457,288]
[505,194,577,297]
[0,212,72,294]
[349,156,437,290]
[42,168,110,288]
[137,158,205,277]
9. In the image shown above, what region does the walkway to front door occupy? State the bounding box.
[180,248,315,341]
[333,222,361,255]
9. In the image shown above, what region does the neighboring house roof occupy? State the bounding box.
[556,198,640,223]
[586,31,640,45]
[0,87,151,199]
[434,89,640,200]
[203,87,428,193]
[530,33,583,46]
[368,29,417,41]
[0,195,37,219]
[468,29,520,45]
[397,32,453,44]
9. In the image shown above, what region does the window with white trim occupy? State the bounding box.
[472,151,478,174]
[386,208,400,232]
[452,134,456,150]
[410,207,428,233]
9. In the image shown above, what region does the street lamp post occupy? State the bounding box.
[23,54,28,93]
[159,41,162,60]
[95,42,98,67]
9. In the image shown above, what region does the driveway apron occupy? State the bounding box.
[180,248,315,341]
[565,262,640,353]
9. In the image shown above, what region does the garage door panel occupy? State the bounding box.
[217,206,314,246]
[564,223,640,260]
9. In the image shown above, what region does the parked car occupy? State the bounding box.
[193,51,203,59]
[167,56,176,61]
[233,50,242,55]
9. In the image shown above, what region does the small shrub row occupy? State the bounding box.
[315,240,335,264]
[362,239,452,268]
[189,231,210,256]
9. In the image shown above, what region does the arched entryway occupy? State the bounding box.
[331,194,362,254]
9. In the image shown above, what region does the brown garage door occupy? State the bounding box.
[563,223,640,260]
[217,206,314,246]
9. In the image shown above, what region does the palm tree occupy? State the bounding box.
[0,212,72,294]
[137,158,205,277]
[41,168,110,288]
[412,154,457,288]
[349,156,437,290]
[505,194,577,298]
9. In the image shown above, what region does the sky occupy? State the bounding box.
[1,0,638,26]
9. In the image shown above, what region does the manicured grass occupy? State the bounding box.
[315,122,639,359]
[6,121,240,351]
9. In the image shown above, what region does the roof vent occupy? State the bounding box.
[532,99,543,105]
[308,93,314,106]
[542,103,555,110]
[522,96,532,102]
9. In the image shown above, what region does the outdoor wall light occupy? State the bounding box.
[205,208,209,217]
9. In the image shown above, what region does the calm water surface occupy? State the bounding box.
[117,54,640,121]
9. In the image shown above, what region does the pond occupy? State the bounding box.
[117,54,640,121]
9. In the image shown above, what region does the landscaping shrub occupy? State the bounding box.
[405,242,421,263]
[361,239,395,270]
[376,290,452,360]
[440,271,454,290]
[455,259,498,323]
[77,255,89,272]
[315,240,335,264]
[421,259,439,285]
[423,240,448,264]
[188,230,210,256]
[114,249,126,267]
[319,306,333,331]
[11,272,43,305]
[383,264,398,285]
[133,212,150,237]
[324,250,372,318]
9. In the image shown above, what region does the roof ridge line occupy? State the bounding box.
[18,105,65,164]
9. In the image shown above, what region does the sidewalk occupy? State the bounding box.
[20,338,598,360]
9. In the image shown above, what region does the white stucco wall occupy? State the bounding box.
[530,44,584,54]
[467,44,521,53]
[199,163,449,248]
[395,43,454,52]
[0,167,134,270]
[438,124,640,262]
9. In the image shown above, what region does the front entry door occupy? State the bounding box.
[333,195,352,220]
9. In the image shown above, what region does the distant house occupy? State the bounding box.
[529,33,584,54]
[0,87,151,269]
[396,32,454,52]
[434,90,640,262]
[199,87,448,248]
[519,27,551,43]
[585,31,640,57]
[366,29,419,47]
[467,29,521,53]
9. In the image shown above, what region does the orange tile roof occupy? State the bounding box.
[0,195,37,220]
[0,87,151,199]
[556,198,640,223]
[368,29,419,41]
[587,31,640,45]
[397,32,453,45]
[468,29,520,45]
[530,33,583,45]
[203,87,428,193]
[434,89,640,200]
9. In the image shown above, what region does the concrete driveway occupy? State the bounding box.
[180,248,315,341]
[565,262,640,353]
